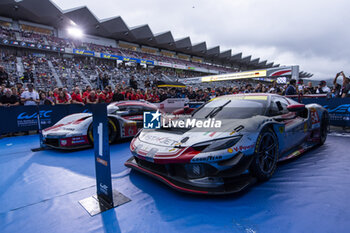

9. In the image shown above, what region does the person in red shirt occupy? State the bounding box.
[56,90,70,104]
[136,89,144,100]
[130,89,138,100]
[144,89,152,102]
[86,91,99,104]
[83,86,91,99]
[120,87,126,98]
[151,90,159,102]
[98,89,108,103]
[71,87,84,105]
[53,88,59,99]
[106,86,113,103]
[125,88,133,100]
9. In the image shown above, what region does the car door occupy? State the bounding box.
[269,96,306,152]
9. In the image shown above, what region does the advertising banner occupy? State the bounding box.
[129,57,139,63]
[100,53,154,65]
[300,98,350,127]
[201,70,267,82]
[173,64,187,70]
[1,39,64,52]
[100,53,123,60]
[0,104,90,134]
[73,49,95,56]
[197,66,297,83]
[140,59,154,65]
[157,61,173,68]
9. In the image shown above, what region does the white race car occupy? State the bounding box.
[42,100,159,149]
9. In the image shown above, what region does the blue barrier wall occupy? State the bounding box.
[0,104,91,134]
[296,97,350,127]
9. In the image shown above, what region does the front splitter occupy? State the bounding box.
[125,157,257,195]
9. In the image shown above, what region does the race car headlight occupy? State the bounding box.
[191,136,242,152]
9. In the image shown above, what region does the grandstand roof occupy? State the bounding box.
[219,50,232,60]
[258,60,267,67]
[206,46,220,58]
[250,58,260,66]
[0,0,312,75]
[241,55,251,64]
[266,62,274,68]
[191,42,206,56]
[175,37,192,53]
[231,53,242,61]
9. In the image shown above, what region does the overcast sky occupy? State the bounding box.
[52,0,350,80]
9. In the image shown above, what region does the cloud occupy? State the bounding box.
[53,0,350,79]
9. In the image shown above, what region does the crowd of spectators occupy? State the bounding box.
[0,46,205,91]
[1,63,349,108]
[284,72,350,98]
[0,26,16,40]
[0,23,235,74]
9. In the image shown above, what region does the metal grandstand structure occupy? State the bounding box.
[0,0,313,77]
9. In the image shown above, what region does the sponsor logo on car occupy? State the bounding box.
[234,144,255,152]
[192,155,223,162]
[60,139,67,146]
[142,135,178,146]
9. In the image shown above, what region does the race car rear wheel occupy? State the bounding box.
[319,112,329,145]
[250,127,279,181]
[87,119,118,145]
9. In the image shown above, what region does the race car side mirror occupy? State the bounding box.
[287,104,306,112]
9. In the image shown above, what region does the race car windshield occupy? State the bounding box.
[192,99,266,119]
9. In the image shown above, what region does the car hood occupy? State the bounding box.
[138,115,270,147]
[42,113,92,136]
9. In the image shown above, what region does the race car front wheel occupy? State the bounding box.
[250,127,279,181]
[87,119,118,145]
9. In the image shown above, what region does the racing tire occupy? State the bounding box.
[250,127,279,181]
[319,112,329,145]
[87,118,119,145]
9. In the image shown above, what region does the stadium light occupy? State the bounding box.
[67,27,83,38]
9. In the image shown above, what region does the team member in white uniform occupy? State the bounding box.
[21,83,39,105]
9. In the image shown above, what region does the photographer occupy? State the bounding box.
[333,71,350,98]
